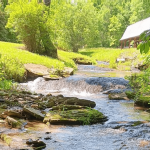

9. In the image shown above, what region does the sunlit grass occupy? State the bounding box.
[79,47,144,70]
[0,41,96,81]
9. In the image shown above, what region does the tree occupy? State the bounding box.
[50,1,98,52]
[0,10,7,41]
[6,0,57,58]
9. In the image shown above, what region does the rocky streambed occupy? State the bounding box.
[0,64,150,150]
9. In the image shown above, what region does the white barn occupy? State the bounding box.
[120,17,150,48]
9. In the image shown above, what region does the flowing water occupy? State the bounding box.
[2,65,150,150]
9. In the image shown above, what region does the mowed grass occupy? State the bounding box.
[0,41,65,69]
[79,47,145,70]
[0,41,95,81]
[58,50,97,69]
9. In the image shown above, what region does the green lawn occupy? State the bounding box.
[79,47,144,70]
[0,41,95,82]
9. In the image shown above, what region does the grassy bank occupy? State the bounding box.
[0,41,94,82]
[79,47,145,70]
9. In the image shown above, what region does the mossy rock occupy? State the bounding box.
[63,97,96,108]
[135,95,150,108]
[52,105,86,111]
[125,91,135,99]
[73,58,92,65]
[5,116,23,128]
[23,107,45,120]
[0,134,12,146]
[0,104,7,109]
[43,109,107,125]
[108,93,129,100]
[131,121,143,126]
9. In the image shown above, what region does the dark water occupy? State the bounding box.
[8,65,150,150]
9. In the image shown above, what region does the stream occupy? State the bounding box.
[1,64,150,150]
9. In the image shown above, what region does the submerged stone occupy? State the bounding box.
[108,93,129,100]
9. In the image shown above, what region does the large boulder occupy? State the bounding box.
[24,64,74,80]
[43,109,107,125]
[24,64,49,79]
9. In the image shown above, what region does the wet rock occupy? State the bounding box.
[0,96,5,102]
[0,109,23,119]
[26,138,34,145]
[0,104,7,109]
[31,104,39,109]
[103,89,132,94]
[52,105,86,111]
[26,139,46,149]
[62,67,74,76]
[45,132,51,134]
[73,58,92,65]
[0,91,8,96]
[63,97,96,108]
[23,107,45,120]
[0,133,12,146]
[43,109,107,125]
[5,116,23,128]
[43,75,62,80]
[47,100,55,108]
[44,136,51,140]
[108,93,129,100]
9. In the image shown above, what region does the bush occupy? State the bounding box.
[0,54,12,89]
[6,0,57,58]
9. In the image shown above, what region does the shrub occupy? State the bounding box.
[6,0,57,58]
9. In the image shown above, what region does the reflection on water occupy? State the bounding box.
[121,102,150,121]
[76,70,137,78]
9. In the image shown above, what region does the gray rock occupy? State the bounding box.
[23,107,45,120]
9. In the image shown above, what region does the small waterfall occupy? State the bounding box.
[19,75,129,95]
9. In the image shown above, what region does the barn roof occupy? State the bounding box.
[120,17,150,41]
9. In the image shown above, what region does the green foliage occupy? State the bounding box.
[58,50,97,69]
[1,0,150,49]
[126,71,150,102]
[79,47,144,70]
[6,0,57,57]
[0,41,98,81]
[0,54,12,89]
[49,1,99,52]
[0,10,7,41]
[137,30,150,54]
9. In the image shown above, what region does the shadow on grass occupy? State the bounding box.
[79,51,94,57]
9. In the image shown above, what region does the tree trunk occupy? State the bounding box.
[41,0,57,58]
[39,25,57,58]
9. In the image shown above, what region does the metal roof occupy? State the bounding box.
[120,17,150,41]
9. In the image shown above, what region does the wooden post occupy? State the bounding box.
[121,41,123,49]
[124,40,126,48]
[129,39,131,48]
[134,38,137,48]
